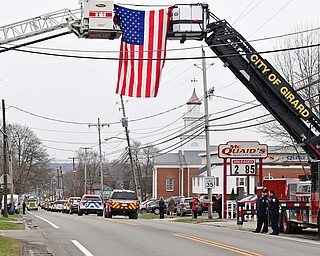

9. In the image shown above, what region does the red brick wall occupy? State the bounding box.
[156,167,199,199]
[182,167,198,197]
[156,167,180,199]
[263,166,310,179]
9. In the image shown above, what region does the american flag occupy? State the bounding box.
[115,5,172,98]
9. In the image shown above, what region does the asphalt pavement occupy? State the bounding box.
[0,212,255,255]
[1,211,318,255]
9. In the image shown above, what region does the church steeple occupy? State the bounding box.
[180,89,205,150]
[187,88,201,105]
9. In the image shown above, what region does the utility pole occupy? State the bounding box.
[196,46,214,219]
[68,157,76,196]
[88,118,107,203]
[60,166,63,199]
[120,95,139,200]
[7,125,14,213]
[80,147,92,194]
[56,168,60,199]
[2,99,8,217]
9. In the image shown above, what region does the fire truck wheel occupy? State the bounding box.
[282,211,295,234]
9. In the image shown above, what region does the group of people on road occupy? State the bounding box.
[253,188,279,235]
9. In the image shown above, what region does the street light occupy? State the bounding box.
[104,136,125,142]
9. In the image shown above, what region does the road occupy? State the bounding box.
[22,210,320,256]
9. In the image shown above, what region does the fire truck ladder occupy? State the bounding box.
[205,15,320,160]
[0,8,81,48]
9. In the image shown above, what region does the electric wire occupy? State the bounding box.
[3,40,320,61]
[5,26,320,55]
[232,0,260,25]
[248,0,293,38]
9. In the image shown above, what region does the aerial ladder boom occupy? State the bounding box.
[204,17,320,160]
[0,1,121,47]
[0,9,81,45]
[167,3,320,160]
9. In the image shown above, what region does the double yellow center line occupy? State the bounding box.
[173,233,263,256]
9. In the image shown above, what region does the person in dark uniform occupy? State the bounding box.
[22,201,26,214]
[216,194,222,219]
[268,190,279,235]
[252,188,269,233]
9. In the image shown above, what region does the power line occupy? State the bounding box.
[3,25,319,55]
[2,38,320,61]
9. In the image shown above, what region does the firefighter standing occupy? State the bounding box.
[268,190,279,235]
[253,188,269,233]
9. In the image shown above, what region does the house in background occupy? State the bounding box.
[153,89,311,200]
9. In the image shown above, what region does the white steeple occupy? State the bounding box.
[180,89,205,150]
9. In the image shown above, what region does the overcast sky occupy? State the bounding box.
[1,0,320,163]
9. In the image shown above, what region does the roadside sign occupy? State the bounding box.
[0,174,11,185]
[205,176,215,189]
[231,159,256,175]
[218,141,268,158]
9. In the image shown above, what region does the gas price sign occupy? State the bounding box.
[231,159,256,176]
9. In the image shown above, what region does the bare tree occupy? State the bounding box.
[259,24,320,146]
[75,150,100,194]
[131,141,159,201]
[0,124,52,195]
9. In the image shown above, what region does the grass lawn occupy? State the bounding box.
[0,222,24,230]
[0,214,24,230]
[0,236,21,256]
[138,213,163,219]
[138,213,223,224]
[0,214,21,222]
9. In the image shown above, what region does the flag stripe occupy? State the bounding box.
[115,5,172,98]
[129,43,135,96]
[116,42,124,94]
[146,11,155,97]
[137,45,143,97]
[155,9,164,96]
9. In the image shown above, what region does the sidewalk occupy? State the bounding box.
[0,215,53,255]
[199,218,257,232]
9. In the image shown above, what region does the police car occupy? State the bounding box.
[78,194,103,216]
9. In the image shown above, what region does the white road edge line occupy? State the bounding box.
[71,240,94,256]
[34,215,59,229]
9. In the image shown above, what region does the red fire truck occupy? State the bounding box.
[263,179,316,234]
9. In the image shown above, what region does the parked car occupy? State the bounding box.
[65,197,81,214]
[45,201,54,211]
[176,197,192,216]
[139,199,157,214]
[164,196,184,214]
[52,200,67,212]
[104,189,139,219]
[199,194,217,212]
[238,194,258,204]
[148,200,167,215]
